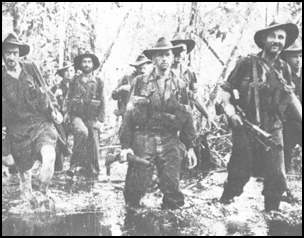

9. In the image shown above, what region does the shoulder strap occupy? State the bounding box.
[250,56,261,124]
[96,76,104,99]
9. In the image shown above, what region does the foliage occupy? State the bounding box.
[2,2,302,163]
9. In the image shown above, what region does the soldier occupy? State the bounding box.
[281,39,302,102]
[119,37,197,209]
[68,51,105,177]
[171,33,209,118]
[112,54,151,118]
[281,39,302,173]
[218,22,301,211]
[171,32,197,105]
[171,32,211,171]
[2,33,60,207]
[52,61,75,111]
[51,62,75,171]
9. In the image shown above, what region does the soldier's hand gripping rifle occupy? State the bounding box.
[105,149,151,176]
[232,89,281,151]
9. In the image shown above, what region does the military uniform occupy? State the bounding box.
[68,73,104,175]
[220,52,297,209]
[2,62,58,172]
[172,64,201,145]
[291,71,302,102]
[280,39,303,173]
[51,79,71,171]
[172,64,197,105]
[51,80,70,112]
[120,69,196,208]
[112,54,151,117]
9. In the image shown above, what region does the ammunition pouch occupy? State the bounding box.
[86,99,101,119]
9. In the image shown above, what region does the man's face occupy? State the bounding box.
[63,66,75,81]
[3,45,20,69]
[285,53,302,72]
[80,57,94,74]
[152,50,173,71]
[136,63,151,75]
[264,29,287,55]
[174,45,187,65]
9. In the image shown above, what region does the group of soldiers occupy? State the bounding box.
[2,20,302,212]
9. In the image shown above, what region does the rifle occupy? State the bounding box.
[30,62,68,150]
[232,90,281,151]
[105,151,151,176]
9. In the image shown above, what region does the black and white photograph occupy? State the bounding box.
[2,2,302,236]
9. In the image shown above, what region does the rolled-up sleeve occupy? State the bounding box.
[221,57,250,93]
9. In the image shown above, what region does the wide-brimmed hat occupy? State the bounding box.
[130,54,152,67]
[281,38,302,57]
[143,37,184,60]
[2,33,30,57]
[56,61,74,78]
[74,51,100,71]
[171,32,195,54]
[254,21,299,49]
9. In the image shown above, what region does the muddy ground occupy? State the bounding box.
[2,154,302,236]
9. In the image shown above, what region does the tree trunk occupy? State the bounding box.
[58,2,68,67]
[98,11,130,73]
[206,2,256,108]
[188,2,199,66]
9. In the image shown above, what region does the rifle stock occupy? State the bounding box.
[105,152,151,176]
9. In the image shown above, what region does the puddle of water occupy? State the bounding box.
[123,208,181,236]
[2,212,112,236]
[2,167,302,236]
[268,220,302,236]
[2,209,182,236]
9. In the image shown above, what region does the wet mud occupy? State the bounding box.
[2,158,302,236]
